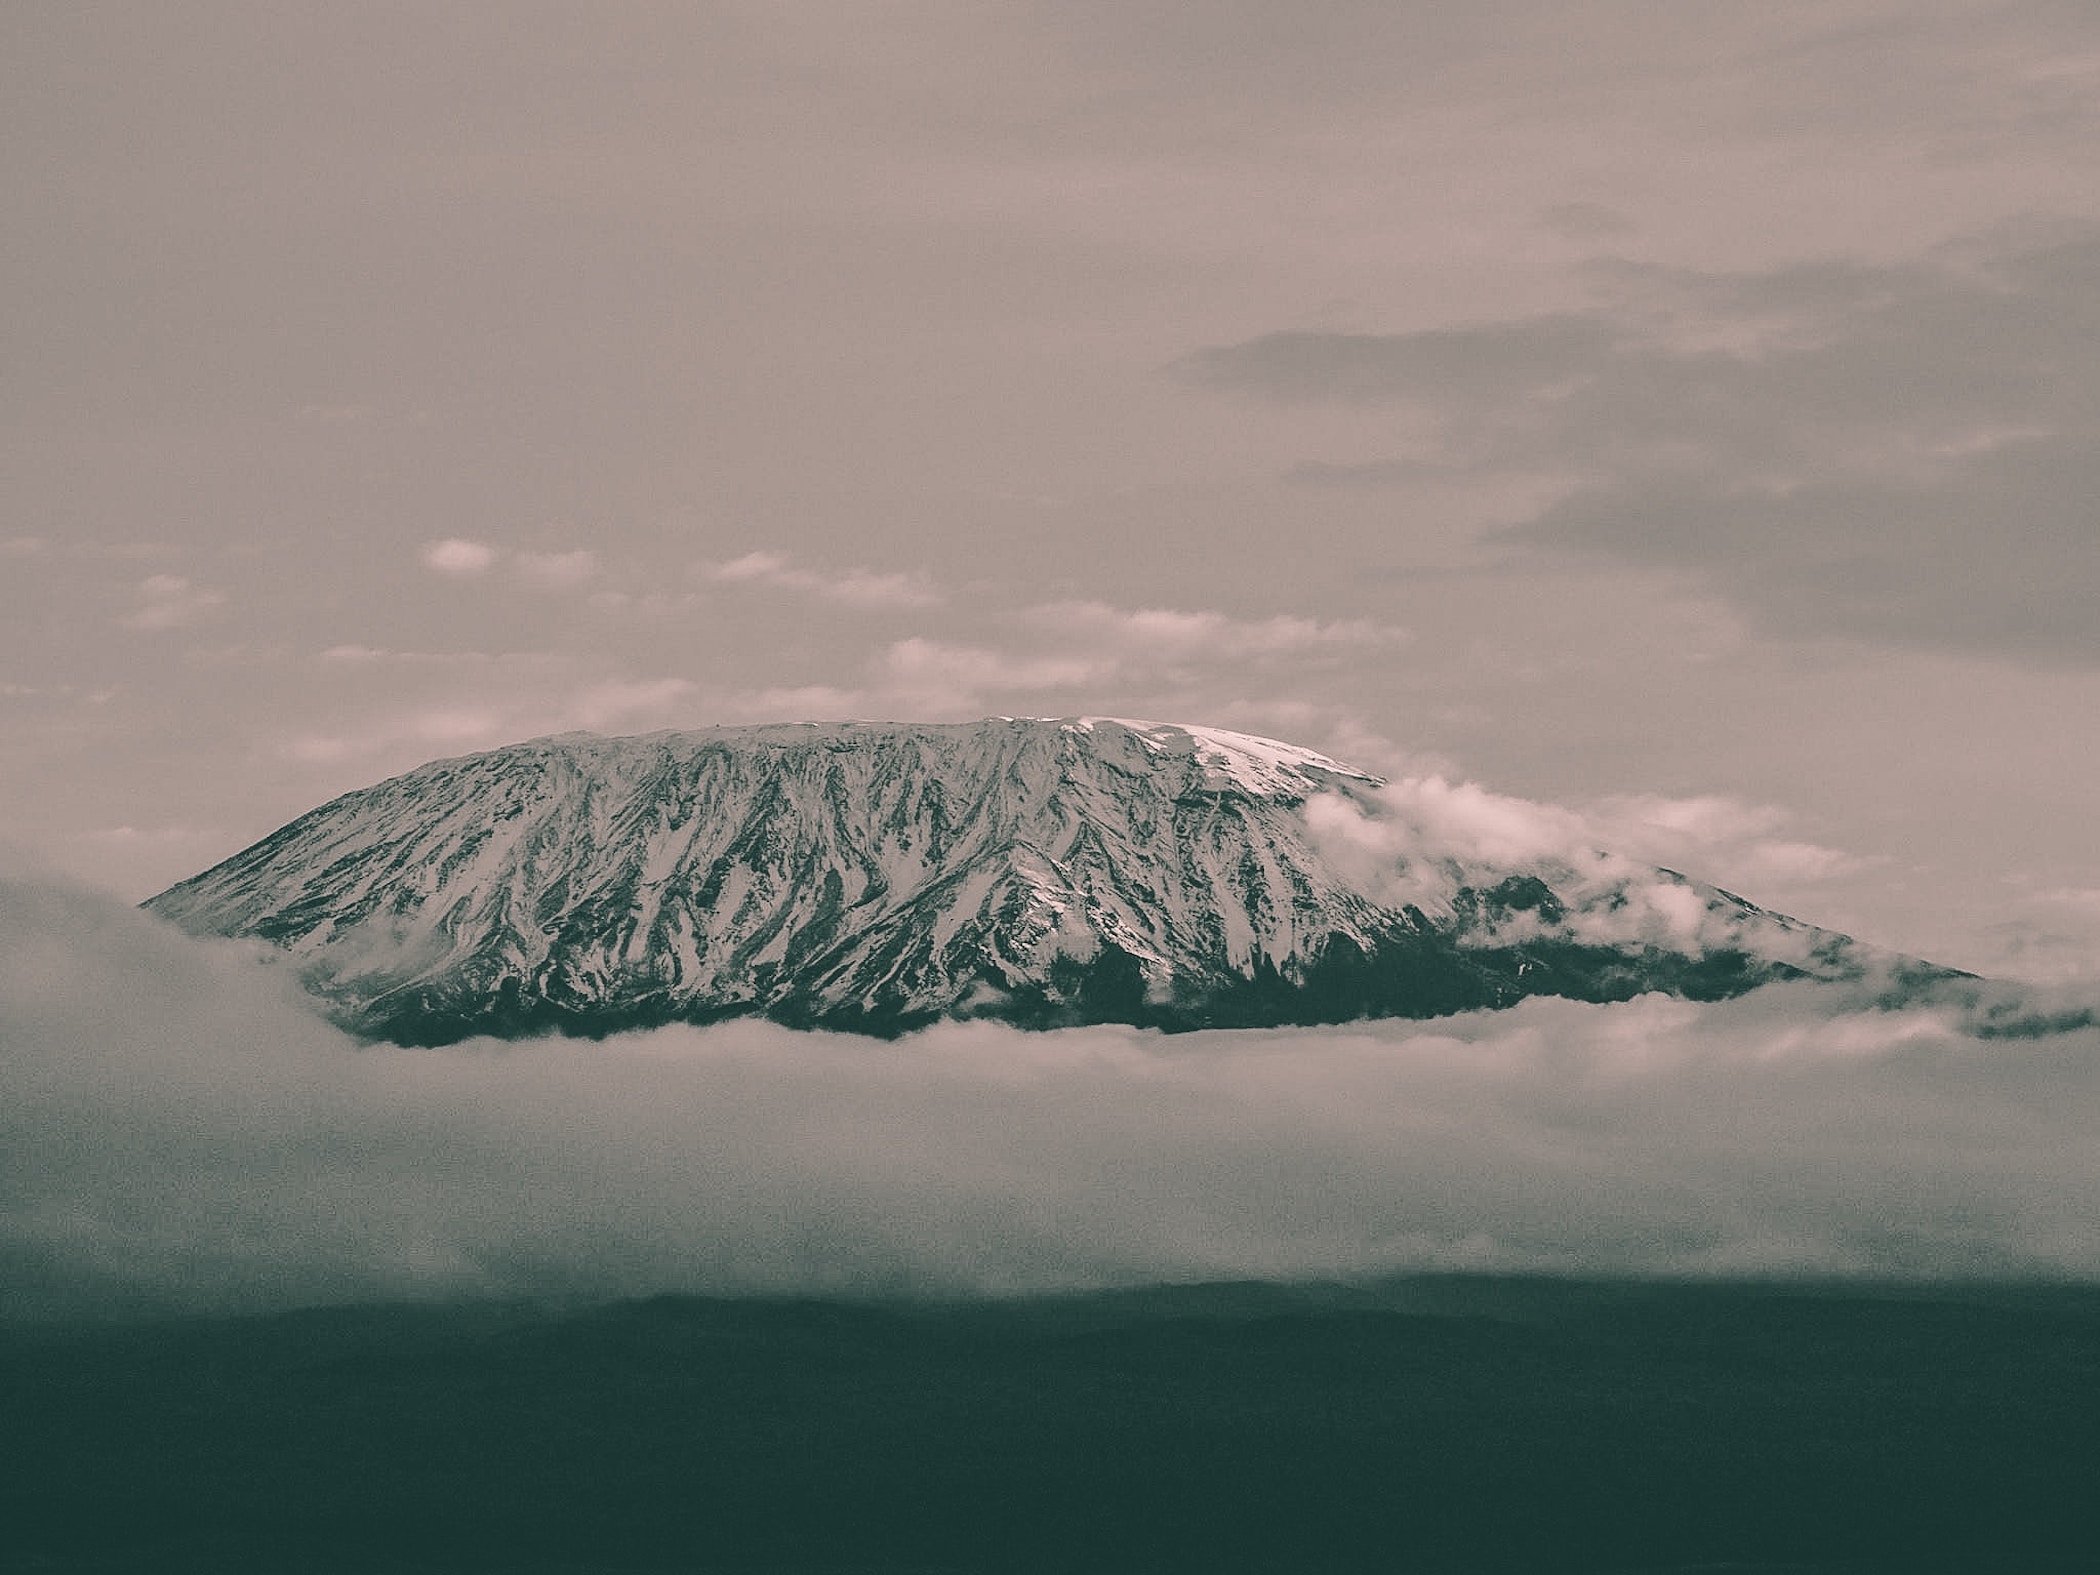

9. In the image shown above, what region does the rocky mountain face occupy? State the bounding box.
[146,718,1899,1043]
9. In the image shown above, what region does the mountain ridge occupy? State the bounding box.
[145,717,1918,1042]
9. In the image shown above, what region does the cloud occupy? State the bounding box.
[7,874,2100,1317]
[1576,793,1870,893]
[704,550,941,609]
[715,640,1108,722]
[120,574,225,632]
[1978,917,2100,988]
[562,677,698,731]
[885,602,1398,714]
[710,598,1403,723]
[1173,316,1619,408]
[1176,221,2100,663]
[880,636,1109,704]
[285,654,698,766]
[1964,887,2100,987]
[719,683,869,722]
[315,644,524,665]
[1314,772,1862,896]
[288,708,510,764]
[1302,781,1728,952]
[1301,771,1869,954]
[419,542,597,588]
[1515,439,2100,662]
[1029,601,1399,662]
[514,549,599,588]
[421,538,500,575]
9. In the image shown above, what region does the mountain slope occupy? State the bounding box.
[146,717,1896,1042]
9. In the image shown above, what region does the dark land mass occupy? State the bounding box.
[4,1276,2097,1574]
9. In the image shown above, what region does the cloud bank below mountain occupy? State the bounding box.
[5,873,2098,1317]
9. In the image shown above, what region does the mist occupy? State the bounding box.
[5,871,2099,1317]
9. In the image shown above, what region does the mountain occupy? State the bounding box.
[146,717,1908,1042]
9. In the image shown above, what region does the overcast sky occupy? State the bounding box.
[7,1,2100,981]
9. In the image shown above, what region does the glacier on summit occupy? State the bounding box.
[145,717,1920,1043]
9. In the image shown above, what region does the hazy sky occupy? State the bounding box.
[7,1,2100,981]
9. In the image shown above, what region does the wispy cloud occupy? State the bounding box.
[1177,221,2100,663]
[315,645,504,666]
[2038,886,2100,916]
[421,539,500,575]
[417,541,604,588]
[1970,886,2100,986]
[286,655,697,767]
[881,636,1109,699]
[514,549,599,588]
[1577,793,1871,893]
[720,599,1406,721]
[1175,315,1619,408]
[704,550,942,609]
[1303,768,1868,948]
[1028,601,1399,663]
[121,574,225,631]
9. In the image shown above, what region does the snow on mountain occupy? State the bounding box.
[144,717,1908,1042]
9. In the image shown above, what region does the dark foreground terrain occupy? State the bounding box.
[4,1277,2097,1574]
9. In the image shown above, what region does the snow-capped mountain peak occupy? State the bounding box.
[145,717,1908,1042]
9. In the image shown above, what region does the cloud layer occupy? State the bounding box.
[1181,222,2100,662]
[6,874,2100,1318]
[1298,767,1869,952]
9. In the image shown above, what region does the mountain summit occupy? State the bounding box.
[147,717,1896,1042]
